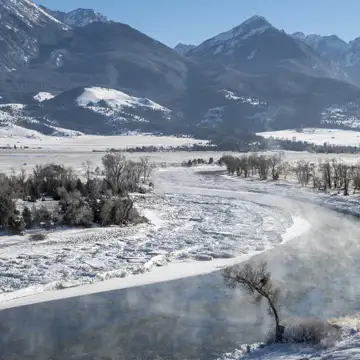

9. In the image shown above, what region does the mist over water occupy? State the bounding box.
[1,166,360,359]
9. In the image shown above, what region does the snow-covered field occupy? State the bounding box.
[258,128,360,147]
[0,133,206,151]
[1,149,360,177]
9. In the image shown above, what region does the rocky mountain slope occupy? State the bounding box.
[187,16,349,82]
[291,31,360,87]
[174,43,195,55]
[1,1,360,137]
[291,32,349,63]
[39,6,109,27]
[0,0,70,72]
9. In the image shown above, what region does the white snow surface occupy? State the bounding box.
[218,326,360,359]
[221,89,266,105]
[33,92,55,102]
[258,128,360,147]
[5,0,68,28]
[76,87,170,112]
[0,165,312,307]
[0,134,205,151]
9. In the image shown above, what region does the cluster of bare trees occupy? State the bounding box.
[0,154,154,234]
[220,153,286,181]
[221,154,360,196]
[182,157,214,167]
[292,158,360,196]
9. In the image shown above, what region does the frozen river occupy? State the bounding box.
[0,166,296,303]
[1,165,360,359]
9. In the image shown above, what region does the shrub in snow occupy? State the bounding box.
[73,205,93,227]
[22,206,33,229]
[99,196,136,226]
[267,318,338,345]
[7,213,25,235]
[30,233,47,241]
[59,190,94,227]
[0,191,16,230]
[33,205,53,229]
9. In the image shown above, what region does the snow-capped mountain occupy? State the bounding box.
[0,0,70,71]
[189,15,273,56]
[76,87,170,113]
[291,32,349,62]
[174,43,196,55]
[1,2,360,137]
[0,86,173,136]
[39,6,109,27]
[187,16,348,82]
[290,31,360,85]
[33,92,55,102]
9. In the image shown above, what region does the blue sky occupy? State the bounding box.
[39,0,360,46]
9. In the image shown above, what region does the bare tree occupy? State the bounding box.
[223,262,283,342]
[331,158,342,189]
[239,156,250,178]
[82,160,94,183]
[102,153,128,193]
[292,160,311,187]
[269,154,284,180]
[139,156,153,182]
[339,163,351,196]
[320,160,332,190]
[351,164,360,194]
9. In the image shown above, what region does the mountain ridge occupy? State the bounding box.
[1,2,360,138]
[39,5,109,27]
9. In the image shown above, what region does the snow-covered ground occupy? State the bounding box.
[0,133,206,151]
[219,326,360,359]
[76,87,170,113]
[1,149,359,178]
[33,92,55,102]
[258,128,360,147]
[0,167,301,305]
[0,159,355,308]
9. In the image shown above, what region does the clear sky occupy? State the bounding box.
[38,0,360,47]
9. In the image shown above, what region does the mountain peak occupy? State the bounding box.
[292,32,306,40]
[192,14,273,53]
[65,8,108,27]
[241,15,270,27]
[39,5,109,27]
[174,43,195,55]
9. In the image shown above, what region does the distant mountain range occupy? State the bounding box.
[0,0,360,139]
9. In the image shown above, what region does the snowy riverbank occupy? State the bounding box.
[218,324,360,360]
[0,166,308,306]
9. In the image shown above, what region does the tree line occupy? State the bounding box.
[0,154,154,235]
[220,153,360,196]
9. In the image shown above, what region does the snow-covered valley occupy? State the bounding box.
[0,166,296,304]
[1,158,360,359]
